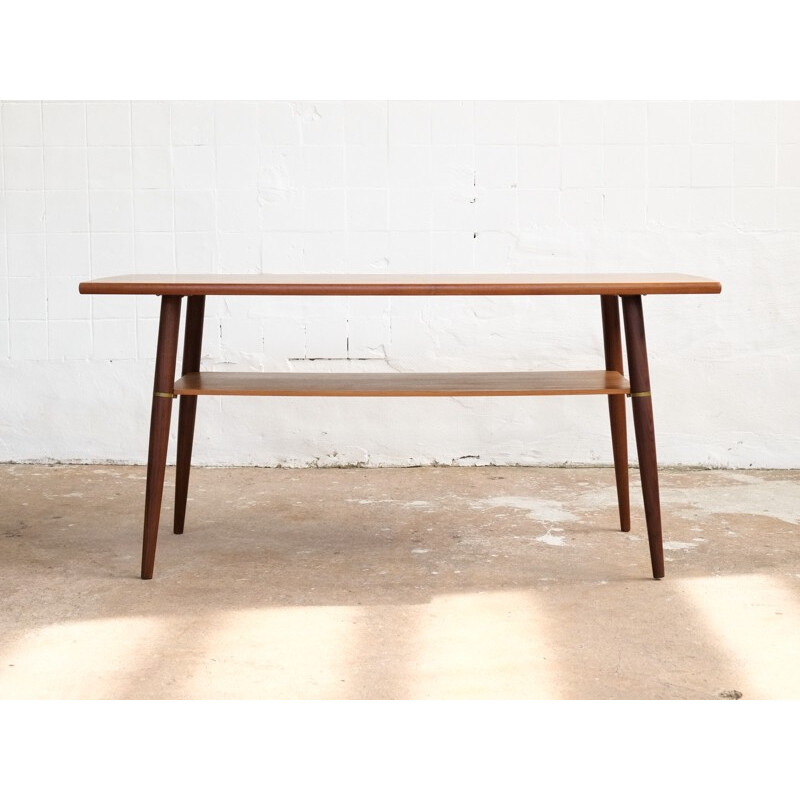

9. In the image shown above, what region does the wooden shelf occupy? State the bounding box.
[173,370,630,397]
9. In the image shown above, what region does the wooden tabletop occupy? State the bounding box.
[79,273,722,296]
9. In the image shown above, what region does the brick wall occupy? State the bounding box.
[1,101,799,466]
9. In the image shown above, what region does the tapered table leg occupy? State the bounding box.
[601,295,630,532]
[174,295,206,535]
[621,295,664,580]
[141,295,182,579]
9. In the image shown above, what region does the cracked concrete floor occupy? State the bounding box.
[1,464,799,700]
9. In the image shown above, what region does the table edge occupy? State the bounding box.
[79,275,723,296]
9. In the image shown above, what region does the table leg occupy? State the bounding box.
[141,295,182,580]
[621,295,664,580]
[174,295,206,535]
[600,295,630,532]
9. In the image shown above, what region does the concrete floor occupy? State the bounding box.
[1,464,799,700]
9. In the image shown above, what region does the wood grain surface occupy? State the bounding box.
[79,273,722,296]
[172,370,631,397]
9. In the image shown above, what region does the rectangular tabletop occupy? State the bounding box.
[79,273,722,296]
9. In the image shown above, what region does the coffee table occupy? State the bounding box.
[79,273,722,579]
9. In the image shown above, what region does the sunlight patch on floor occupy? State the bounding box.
[679,574,800,699]
[186,605,362,699]
[0,616,164,700]
[405,590,556,699]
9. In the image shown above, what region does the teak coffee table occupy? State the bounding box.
[79,273,722,580]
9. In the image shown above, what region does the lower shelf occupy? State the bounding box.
[173,370,630,397]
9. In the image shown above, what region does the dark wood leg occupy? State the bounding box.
[174,295,206,535]
[601,295,630,532]
[141,295,182,580]
[621,295,664,580]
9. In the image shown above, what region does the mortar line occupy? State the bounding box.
[1,102,9,359]
[130,101,138,359]
[36,102,49,360]
[85,101,94,355]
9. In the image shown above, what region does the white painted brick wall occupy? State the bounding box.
[1,101,799,467]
